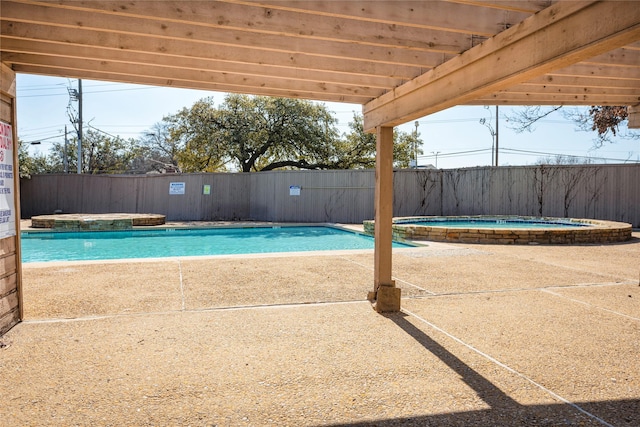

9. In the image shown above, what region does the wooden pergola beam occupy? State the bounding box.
[0,22,429,79]
[363,1,640,132]
[8,64,369,104]
[1,52,383,101]
[0,38,404,90]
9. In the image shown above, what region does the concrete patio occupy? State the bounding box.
[1,231,639,426]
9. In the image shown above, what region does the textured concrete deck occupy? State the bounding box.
[1,229,639,426]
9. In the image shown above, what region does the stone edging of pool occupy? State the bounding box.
[363,216,633,244]
[30,213,166,230]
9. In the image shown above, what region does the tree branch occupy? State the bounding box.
[505,106,563,133]
[259,159,334,171]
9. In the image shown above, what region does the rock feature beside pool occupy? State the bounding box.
[363,216,633,244]
[30,213,166,230]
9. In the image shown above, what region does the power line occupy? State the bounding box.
[17,84,67,92]
[19,124,66,132]
[21,134,63,144]
[87,123,120,139]
[85,86,163,95]
[88,123,154,128]
[418,117,483,124]
[419,148,491,159]
[17,90,69,98]
[17,85,170,98]
[500,147,639,163]
[415,146,639,164]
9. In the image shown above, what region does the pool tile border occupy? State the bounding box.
[363,216,632,244]
[30,213,166,230]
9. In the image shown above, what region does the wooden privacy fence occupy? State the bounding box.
[20,164,640,227]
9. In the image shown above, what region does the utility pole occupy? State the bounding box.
[413,121,419,168]
[77,79,83,174]
[63,125,69,173]
[495,105,499,167]
[480,106,497,167]
[67,79,83,173]
[431,151,441,169]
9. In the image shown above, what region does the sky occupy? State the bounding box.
[15,74,640,170]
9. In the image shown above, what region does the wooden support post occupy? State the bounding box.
[369,126,400,312]
[0,63,21,336]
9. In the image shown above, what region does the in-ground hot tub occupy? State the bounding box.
[363,216,632,244]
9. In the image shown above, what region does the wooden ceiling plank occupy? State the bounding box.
[0,21,427,80]
[10,63,368,103]
[581,47,640,68]
[548,63,640,81]
[491,84,638,96]
[448,0,553,14]
[0,1,455,66]
[364,1,640,131]
[0,37,405,90]
[3,52,383,99]
[9,64,372,104]
[5,0,470,54]
[222,0,533,36]
[471,92,640,104]
[523,74,640,90]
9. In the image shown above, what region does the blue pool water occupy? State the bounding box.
[399,218,590,229]
[21,226,410,263]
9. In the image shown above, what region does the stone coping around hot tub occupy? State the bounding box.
[30,213,166,230]
[363,216,633,244]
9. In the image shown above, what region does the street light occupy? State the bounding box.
[479,106,497,166]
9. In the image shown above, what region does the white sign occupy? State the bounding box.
[169,182,186,195]
[289,185,301,196]
[0,121,15,238]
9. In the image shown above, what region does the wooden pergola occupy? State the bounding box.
[1,1,639,315]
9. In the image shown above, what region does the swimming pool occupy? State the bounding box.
[21,225,411,263]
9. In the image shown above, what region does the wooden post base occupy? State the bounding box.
[370,285,401,313]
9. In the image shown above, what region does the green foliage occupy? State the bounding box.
[84,130,141,174]
[164,96,421,172]
[392,127,422,168]
[334,114,422,169]
[166,94,340,172]
[54,130,140,174]
[19,130,142,176]
[165,97,228,172]
[18,139,49,178]
[333,114,376,169]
